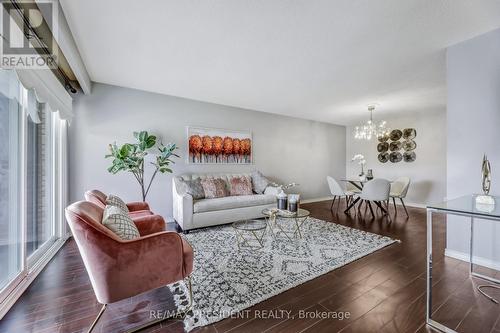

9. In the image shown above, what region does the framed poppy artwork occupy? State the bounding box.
[187,126,253,164]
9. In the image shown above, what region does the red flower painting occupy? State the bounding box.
[188,128,252,164]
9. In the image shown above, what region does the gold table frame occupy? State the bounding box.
[232,219,268,249]
[262,208,310,241]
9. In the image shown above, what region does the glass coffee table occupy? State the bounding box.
[262,208,310,240]
[232,219,268,249]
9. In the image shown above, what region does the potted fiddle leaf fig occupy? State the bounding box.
[105,131,179,201]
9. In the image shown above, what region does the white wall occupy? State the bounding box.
[446,28,500,269]
[69,83,346,219]
[346,111,447,206]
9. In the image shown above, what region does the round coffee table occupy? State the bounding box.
[262,208,310,240]
[232,219,268,249]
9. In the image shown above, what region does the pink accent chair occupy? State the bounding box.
[85,190,166,235]
[65,201,194,332]
[85,189,153,219]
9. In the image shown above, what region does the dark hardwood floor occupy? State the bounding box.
[1,200,499,333]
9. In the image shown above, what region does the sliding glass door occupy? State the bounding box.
[0,69,66,306]
[0,72,22,293]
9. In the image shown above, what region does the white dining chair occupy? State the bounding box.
[359,179,391,219]
[327,176,355,212]
[390,177,411,216]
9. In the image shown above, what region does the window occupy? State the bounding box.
[0,69,69,309]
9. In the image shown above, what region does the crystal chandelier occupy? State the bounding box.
[354,105,390,140]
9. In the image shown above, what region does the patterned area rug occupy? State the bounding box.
[169,216,397,331]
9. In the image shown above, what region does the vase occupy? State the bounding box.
[288,194,300,212]
[277,193,288,210]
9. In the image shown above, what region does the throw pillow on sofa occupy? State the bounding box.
[201,178,228,199]
[182,178,205,199]
[230,176,253,196]
[106,194,129,213]
[251,171,270,194]
[102,205,140,240]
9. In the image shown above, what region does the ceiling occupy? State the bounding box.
[60,0,500,125]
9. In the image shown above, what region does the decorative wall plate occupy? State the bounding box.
[403,140,417,151]
[378,152,389,163]
[403,128,417,139]
[403,152,416,162]
[377,142,389,152]
[389,152,403,163]
[378,133,389,142]
[389,141,402,151]
[389,129,402,141]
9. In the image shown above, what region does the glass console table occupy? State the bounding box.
[426,195,500,333]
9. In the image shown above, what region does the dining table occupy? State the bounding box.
[340,178,388,215]
[340,178,367,191]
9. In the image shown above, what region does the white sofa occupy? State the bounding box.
[172,173,277,232]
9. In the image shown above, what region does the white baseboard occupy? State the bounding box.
[301,196,333,204]
[301,196,427,209]
[445,248,500,271]
[401,201,426,209]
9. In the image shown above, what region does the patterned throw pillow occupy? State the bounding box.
[201,178,228,199]
[106,194,129,213]
[182,178,205,199]
[230,176,253,196]
[251,171,270,194]
[102,205,140,240]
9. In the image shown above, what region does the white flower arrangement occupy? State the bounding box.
[351,154,366,177]
[351,154,366,165]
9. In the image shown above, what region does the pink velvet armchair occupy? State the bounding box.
[85,189,153,218]
[65,201,194,332]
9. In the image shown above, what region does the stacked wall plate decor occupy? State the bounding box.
[377,128,417,163]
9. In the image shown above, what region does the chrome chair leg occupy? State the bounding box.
[87,304,107,333]
[126,275,194,333]
[186,275,193,310]
[88,276,195,333]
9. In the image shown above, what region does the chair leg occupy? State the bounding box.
[340,195,345,210]
[400,198,409,217]
[330,196,337,211]
[124,276,194,333]
[392,197,397,213]
[187,275,194,309]
[367,201,375,219]
[87,304,107,333]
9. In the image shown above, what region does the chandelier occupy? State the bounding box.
[354,105,390,140]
